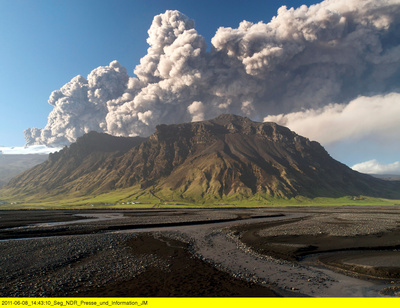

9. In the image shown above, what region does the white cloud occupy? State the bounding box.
[352,160,400,175]
[263,93,400,145]
[0,145,62,155]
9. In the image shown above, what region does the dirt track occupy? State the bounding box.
[1,206,400,297]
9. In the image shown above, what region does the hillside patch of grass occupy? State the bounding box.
[1,185,399,210]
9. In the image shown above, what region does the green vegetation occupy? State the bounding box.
[1,185,399,210]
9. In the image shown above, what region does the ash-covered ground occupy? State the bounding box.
[1,206,400,297]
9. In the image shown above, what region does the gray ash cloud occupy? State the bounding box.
[25,0,400,147]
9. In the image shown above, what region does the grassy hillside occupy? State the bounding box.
[1,183,399,209]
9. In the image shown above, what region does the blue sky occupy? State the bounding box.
[0,0,399,174]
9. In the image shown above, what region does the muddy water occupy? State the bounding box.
[33,213,126,227]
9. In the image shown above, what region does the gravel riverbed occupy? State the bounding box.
[1,206,400,297]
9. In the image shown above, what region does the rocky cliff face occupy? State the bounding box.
[3,115,399,200]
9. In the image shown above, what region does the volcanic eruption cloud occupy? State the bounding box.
[25,0,400,165]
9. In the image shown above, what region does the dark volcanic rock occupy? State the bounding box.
[3,115,399,200]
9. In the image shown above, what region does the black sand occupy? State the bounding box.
[75,234,277,297]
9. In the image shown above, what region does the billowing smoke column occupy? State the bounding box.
[25,61,130,145]
[25,0,400,147]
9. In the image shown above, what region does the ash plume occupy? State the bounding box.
[25,0,400,148]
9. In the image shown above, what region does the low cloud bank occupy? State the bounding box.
[0,145,62,155]
[263,93,400,145]
[352,160,400,175]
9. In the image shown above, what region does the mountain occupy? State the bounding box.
[2,114,399,203]
[2,132,146,199]
[0,154,48,187]
[372,174,400,181]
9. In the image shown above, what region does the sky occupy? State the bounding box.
[0,0,400,175]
